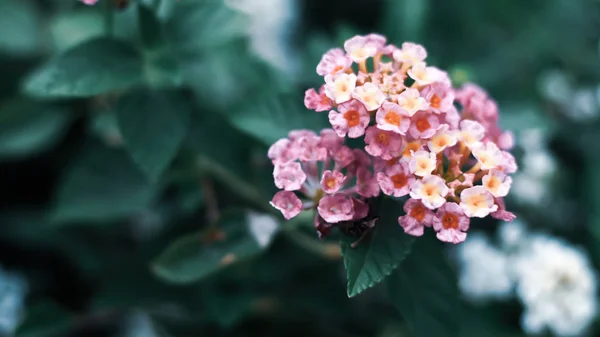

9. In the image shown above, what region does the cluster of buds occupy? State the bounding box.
[270,34,517,244]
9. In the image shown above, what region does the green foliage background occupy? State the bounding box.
[0,0,599,336]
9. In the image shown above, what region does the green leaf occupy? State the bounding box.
[0,99,71,159]
[137,4,164,50]
[16,300,74,337]
[22,37,143,98]
[341,198,415,297]
[224,91,328,146]
[0,0,40,55]
[152,210,279,284]
[386,237,461,337]
[115,89,191,180]
[51,143,158,224]
[166,1,247,56]
[49,11,104,52]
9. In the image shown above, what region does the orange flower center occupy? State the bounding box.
[324,177,337,189]
[402,141,421,157]
[384,112,401,126]
[391,174,408,189]
[332,65,344,74]
[343,110,361,127]
[386,158,399,166]
[442,213,459,229]
[409,204,426,222]
[416,118,431,132]
[430,94,441,109]
[376,132,390,145]
[423,184,437,196]
[320,96,331,105]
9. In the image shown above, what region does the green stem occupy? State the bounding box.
[103,0,115,36]
[283,230,340,260]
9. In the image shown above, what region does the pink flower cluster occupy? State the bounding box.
[271,34,517,244]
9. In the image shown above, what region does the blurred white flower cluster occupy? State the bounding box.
[511,128,557,205]
[0,267,28,335]
[457,221,598,337]
[539,70,600,121]
[225,0,300,76]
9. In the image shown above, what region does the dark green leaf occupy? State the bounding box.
[138,4,164,50]
[22,37,143,98]
[386,237,461,337]
[166,1,247,56]
[225,92,328,146]
[51,143,158,224]
[0,0,40,55]
[152,209,279,284]
[16,300,73,337]
[341,198,415,297]
[115,89,191,180]
[0,99,71,159]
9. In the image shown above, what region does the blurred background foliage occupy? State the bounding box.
[0,0,599,336]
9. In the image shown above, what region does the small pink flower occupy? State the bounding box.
[319,129,344,150]
[409,112,439,139]
[296,134,328,162]
[365,33,387,49]
[497,131,515,150]
[288,129,316,141]
[316,48,352,76]
[80,0,99,4]
[352,83,386,111]
[268,138,293,164]
[332,146,355,169]
[273,161,307,191]
[421,83,454,114]
[398,198,434,236]
[270,191,302,220]
[459,186,498,218]
[317,195,354,223]
[458,120,485,148]
[498,151,518,174]
[491,198,516,222]
[397,88,429,116]
[392,42,427,66]
[443,106,460,128]
[324,73,357,104]
[409,150,437,177]
[328,99,370,138]
[347,149,372,175]
[356,167,380,198]
[320,170,346,194]
[409,175,449,210]
[433,202,470,244]
[377,162,414,197]
[304,86,332,112]
[407,62,445,86]
[482,169,512,198]
[364,126,403,160]
[472,141,503,170]
[428,125,458,153]
[344,35,378,63]
[375,102,410,135]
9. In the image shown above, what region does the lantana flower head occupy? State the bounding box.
[270,33,518,244]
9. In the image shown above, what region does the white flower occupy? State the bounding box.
[511,172,547,205]
[513,234,597,337]
[457,233,513,301]
[325,73,357,104]
[352,83,385,111]
[497,220,527,250]
[459,186,497,218]
[471,142,503,170]
[408,150,437,177]
[409,175,448,210]
[396,88,429,116]
[482,169,512,198]
[458,120,485,149]
[522,150,557,179]
[0,267,27,335]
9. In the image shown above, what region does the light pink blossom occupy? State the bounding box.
[356,167,380,198]
[409,150,437,177]
[273,161,306,191]
[397,88,429,116]
[421,83,454,114]
[410,175,449,210]
[428,125,458,153]
[316,48,352,76]
[320,170,346,194]
[344,35,379,63]
[433,202,469,244]
[270,191,302,220]
[408,62,446,86]
[472,141,503,170]
[364,126,403,160]
[482,170,512,198]
[324,73,357,104]
[328,99,370,138]
[459,186,498,218]
[352,83,386,111]
[409,112,439,139]
[398,199,434,236]
[304,86,332,112]
[392,42,427,66]
[377,162,414,197]
[317,195,354,223]
[375,102,411,135]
